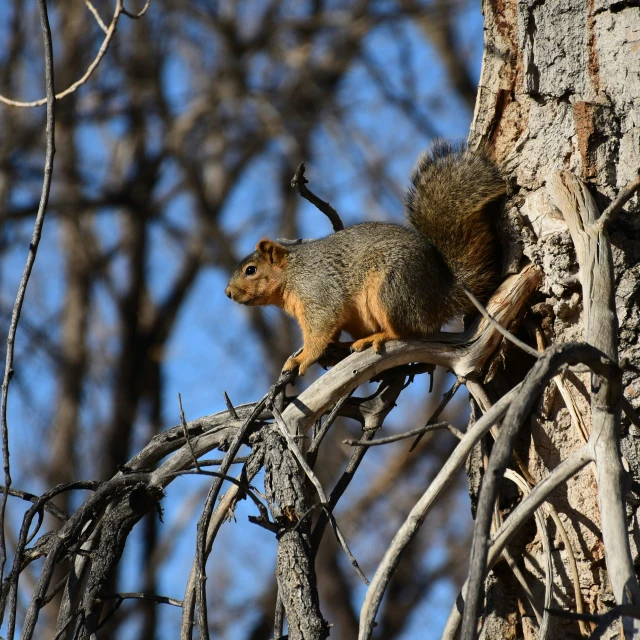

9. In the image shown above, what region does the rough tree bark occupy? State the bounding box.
[468,1,640,638]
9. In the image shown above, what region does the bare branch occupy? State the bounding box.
[443,445,593,640]
[0,0,124,108]
[0,0,56,591]
[271,406,368,585]
[461,344,619,640]
[504,469,553,639]
[122,0,151,19]
[97,591,182,607]
[84,0,108,33]
[193,395,269,640]
[464,285,541,359]
[597,173,640,231]
[409,377,461,451]
[548,604,640,640]
[344,421,461,447]
[291,162,344,232]
[178,393,200,472]
[224,391,239,419]
[357,383,521,640]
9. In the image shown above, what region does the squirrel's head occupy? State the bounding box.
[225,239,289,307]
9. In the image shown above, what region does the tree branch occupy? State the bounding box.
[0,0,56,592]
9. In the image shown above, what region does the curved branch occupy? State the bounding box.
[461,345,618,640]
[0,0,56,594]
[0,0,123,108]
[442,444,592,640]
[283,264,541,435]
[357,384,520,640]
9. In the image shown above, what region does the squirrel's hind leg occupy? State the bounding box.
[351,330,399,354]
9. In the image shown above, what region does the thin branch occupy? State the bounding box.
[85,0,108,33]
[0,485,67,522]
[311,376,405,553]
[442,445,592,640]
[291,162,344,232]
[464,286,541,359]
[178,393,200,472]
[307,390,353,466]
[194,395,269,640]
[547,604,640,640]
[622,396,640,431]
[358,383,521,640]
[181,484,246,639]
[410,377,461,451]
[96,592,183,607]
[597,173,640,231]
[530,326,590,635]
[270,407,328,509]
[0,0,123,108]
[168,470,273,530]
[344,421,462,447]
[504,469,553,640]
[0,0,56,590]
[224,391,239,419]
[185,456,248,469]
[122,0,151,18]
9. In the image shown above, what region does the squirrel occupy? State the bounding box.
[225,142,505,375]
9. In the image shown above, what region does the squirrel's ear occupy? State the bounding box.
[256,239,288,265]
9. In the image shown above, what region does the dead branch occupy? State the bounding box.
[0,0,56,593]
[291,162,344,232]
[460,343,620,640]
[548,171,640,637]
[0,0,152,108]
[343,421,461,446]
[442,444,593,640]
[357,383,522,640]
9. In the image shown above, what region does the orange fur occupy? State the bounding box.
[343,271,399,352]
[225,257,286,307]
[282,289,334,375]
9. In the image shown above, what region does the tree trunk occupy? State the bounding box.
[469,1,640,638]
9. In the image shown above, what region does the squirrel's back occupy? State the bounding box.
[406,141,505,308]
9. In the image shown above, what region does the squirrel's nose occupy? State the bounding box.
[225,286,232,299]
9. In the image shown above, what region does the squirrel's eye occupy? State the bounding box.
[244,265,257,276]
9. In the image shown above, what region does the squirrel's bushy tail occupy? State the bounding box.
[406,141,505,302]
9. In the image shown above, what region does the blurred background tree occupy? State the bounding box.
[0,0,485,637]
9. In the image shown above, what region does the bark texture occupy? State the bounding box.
[263,428,329,640]
[469,1,640,638]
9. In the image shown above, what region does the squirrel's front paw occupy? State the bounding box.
[283,355,310,376]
